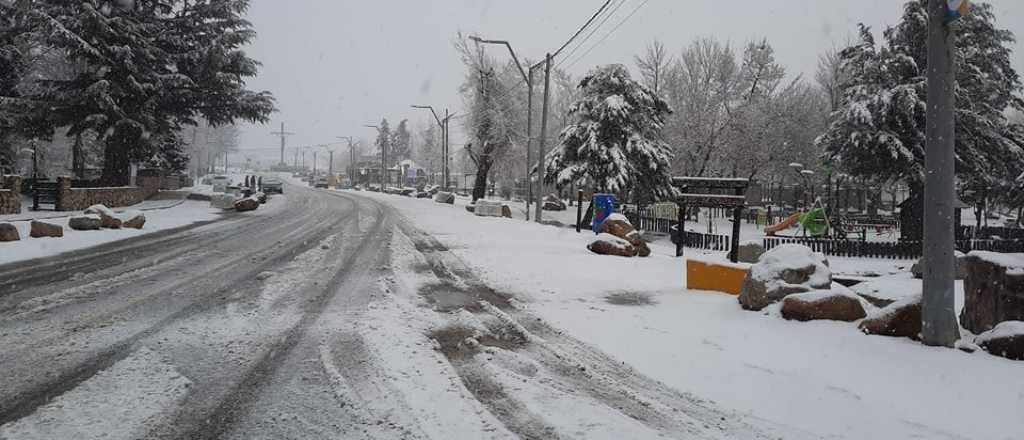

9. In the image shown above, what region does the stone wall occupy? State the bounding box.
[55,176,160,211]
[0,175,22,215]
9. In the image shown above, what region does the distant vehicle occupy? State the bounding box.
[262,177,283,194]
[211,175,231,192]
[314,177,329,188]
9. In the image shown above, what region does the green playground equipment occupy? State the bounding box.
[799,207,829,237]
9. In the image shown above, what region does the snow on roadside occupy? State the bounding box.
[0,195,285,266]
[0,347,191,440]
[358,190,1024,440]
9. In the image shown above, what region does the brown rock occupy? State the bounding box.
[30,220,63,238]
[0,222,19,242]
[121,211,146,229]
[435,192,455,204]
[859,294,922,340]
[69,214,102,231]
[636,242,651,257]
[781,291,867,322]
[588,234,636,258]
[85,204,122,228]
[501,204,512,218]
[960,253,1024,334]
[234,197,260,212]
[599,217,649,257]
[738,244,832,311]
[976,321,1024,361]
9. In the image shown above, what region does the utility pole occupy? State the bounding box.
[922,0,963,347]
[313,151,318,176]
[271,122,294,167]
[411,106,455,191]
[534,53,553,223]
[328,150,334,181]
[364,124,382,188]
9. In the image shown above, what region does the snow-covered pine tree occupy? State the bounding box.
[819,2,1024,191]
[375,119,392,180]
[390,119,411,163]
[545,64,675,200]
[28,0,274,185]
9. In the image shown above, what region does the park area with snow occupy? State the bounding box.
[353,189,1024,440]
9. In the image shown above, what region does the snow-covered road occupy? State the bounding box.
[0,184,778,439]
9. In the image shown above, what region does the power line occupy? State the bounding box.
[551,0,615,58]
[562,0,651,72]
[556,0,629,69]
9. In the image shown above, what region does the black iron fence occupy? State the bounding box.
[764,237,1024,260]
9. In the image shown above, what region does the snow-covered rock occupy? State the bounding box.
[976,321,1024,361]
[588,233,636,258]
[474,200,507,218]
[434,192,455,204]
[598,216,649,257]
[30,220,64,238]
[859,293,922,340]
[69,214,103,231]
[781,290,867,322]
[542,193,566,211]
[961,252,1024,334]
[739,244,832,311]
[85,204,121,228]
[0,222,20,241]
[233,197,259,212]
[120,211,146,229]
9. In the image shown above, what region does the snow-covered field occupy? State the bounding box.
[354,189,1024,440]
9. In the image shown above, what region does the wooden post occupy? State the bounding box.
[676,203,686,257]
[576,189,584,233]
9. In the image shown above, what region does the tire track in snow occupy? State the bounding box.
[0,188,357,427]
[394,220,779,440]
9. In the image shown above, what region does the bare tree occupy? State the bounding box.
[815,47,845,114]
[662,37,740,177]
[634,40,671,95]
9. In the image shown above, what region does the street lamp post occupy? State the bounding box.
[469,35,540,221]
[411,105,457,191]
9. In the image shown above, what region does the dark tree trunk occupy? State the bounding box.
[72,133,84,179]
[100,130,133,186]
[471,156,492,202]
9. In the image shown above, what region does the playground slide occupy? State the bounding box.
[766,213,801,236]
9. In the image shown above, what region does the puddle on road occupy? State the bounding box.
[429,324,527,360]
[604,292,657,306]
[418,282,512,313]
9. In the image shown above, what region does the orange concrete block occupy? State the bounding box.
[686,259,750,296]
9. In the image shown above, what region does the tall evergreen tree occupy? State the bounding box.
[28,0,274,185]
[390,119,411,162]
[545,64,675,200]
[818,2,1024,190]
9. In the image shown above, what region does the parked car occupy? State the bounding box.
[262,177,283,194]
[314,177,329,188]
[211,175,231,192]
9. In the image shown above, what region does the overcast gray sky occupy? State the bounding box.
[236,0,1024,165]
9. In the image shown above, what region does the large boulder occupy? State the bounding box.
[736,240,766,264]
[69,214,102,231]
[911,251,967,279]
[859,293,922,340]
[542,193,566,211]
[781,290,867,322]
[435,192,455,204]
[976,321,1024,361]
[960,252,1024,334]
[120,211,146,229]
[85,204,121,228]
[588,233,636,258]
[598,214,650,258]
[234,197,260,212]
[738,244,832,311]
[501,204,512,218]
[0,222,19,242]
[474,200,506,218]
[30,220,63,238]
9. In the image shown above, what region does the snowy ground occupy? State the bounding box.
[0,195,285,267]
[353,189,1024,440]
